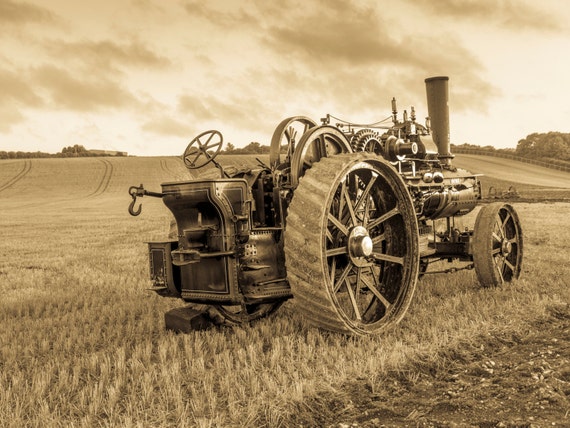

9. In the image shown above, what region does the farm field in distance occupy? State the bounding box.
[1,154,569,427]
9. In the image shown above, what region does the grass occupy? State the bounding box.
[0,156,569,427]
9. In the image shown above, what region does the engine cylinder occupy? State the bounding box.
[425,76,453,165]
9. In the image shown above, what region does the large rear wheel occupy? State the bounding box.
[285,153,420,335]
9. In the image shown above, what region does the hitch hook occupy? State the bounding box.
[128,184,144,216]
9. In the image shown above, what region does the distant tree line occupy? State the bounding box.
[220,142,273,155]
[515,132,570,161]
[454,132,570,169]
[0,145,126,159]
[222,132,570,164]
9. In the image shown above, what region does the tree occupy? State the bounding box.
[225,142,236,153]
[61,145,88,157]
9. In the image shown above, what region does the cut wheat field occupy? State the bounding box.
[1,156,569,427]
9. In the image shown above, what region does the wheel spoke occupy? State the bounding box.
[360,274,392,310]
[504,259,516,272]
[367,206,400,230]
[333,264,352,293]
[326,246,348,257]
[187,152,202,166]
[285,127,295,144]
[371,252,404,265]
[371,233,385,246]
[355,175,378,213]
[344,278,362,321]
[338,180,347,220]
[326,228,334,244]
[342,184,358,227]
[494,255,505,283]
[355,268,363,295]
[492,232,502,243]
[329,256,337,284]
[502,212,512,229]
[203,132,216,147]
[204,141,221,151]
[328,213,349,236]
[495,216,506,240]
[491,247,501,255]
[362,193,373,225]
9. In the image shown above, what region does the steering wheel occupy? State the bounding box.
[183,130,224,170]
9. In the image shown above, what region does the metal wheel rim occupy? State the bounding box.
[269,116,317,168]
[473,202,523,287]
[489,205,522,283]
[322,158,419,332]
[290,126,353,187]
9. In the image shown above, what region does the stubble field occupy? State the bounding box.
[1,155,569,427]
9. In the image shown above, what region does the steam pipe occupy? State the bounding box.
[425,76,454,165]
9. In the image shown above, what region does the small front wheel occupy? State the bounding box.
[472,203,523,287]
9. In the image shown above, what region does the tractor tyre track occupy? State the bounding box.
[88,159,114,198]
[0,160,32,194]
[160,158,184,179]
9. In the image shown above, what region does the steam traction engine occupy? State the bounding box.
[129,76,523,335]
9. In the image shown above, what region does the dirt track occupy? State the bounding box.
[453,155,570,189]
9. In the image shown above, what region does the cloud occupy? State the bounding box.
[0,68,43,106]
[0,105,25,132]
[44,39,172,75]
[177,93,268,130]
[183,1,259,27]
[141,116,194,137]
[0,0,57,25]
[410,0,564,32]
[31,65,139,112]
[0,68,44,131]
[256,1,496,114]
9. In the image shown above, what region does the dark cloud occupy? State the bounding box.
[32,65,138,112]
[45,40,172,75]
[411,0,564,32]
[0,68,43,131]
[183,1,259,27]
[258,2,496,114]
[0,0,57,25]
[0,69,43,106]
[178,92,267,130]
[142,116,194,137]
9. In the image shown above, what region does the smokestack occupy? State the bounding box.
[425,76,453,165]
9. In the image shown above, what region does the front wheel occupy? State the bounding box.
[472,203,523,287]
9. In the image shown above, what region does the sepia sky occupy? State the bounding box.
[1,0,570,156]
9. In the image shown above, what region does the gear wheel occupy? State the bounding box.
[350,129,384,155]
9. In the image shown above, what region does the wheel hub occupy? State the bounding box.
[348,226,373,264]
[501,239,512,256]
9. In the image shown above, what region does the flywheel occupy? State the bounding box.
[284,153,420,335]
